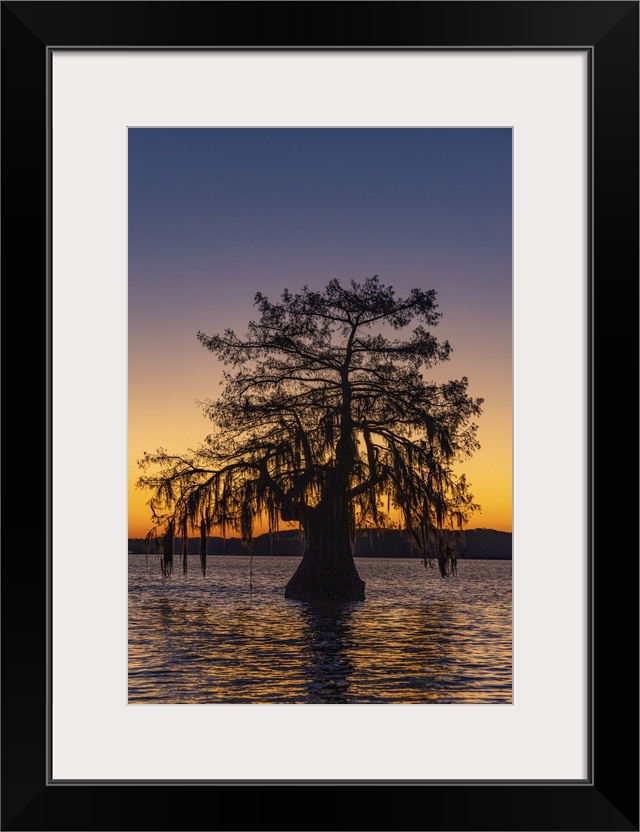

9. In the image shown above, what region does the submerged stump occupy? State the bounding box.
[284,507,365,602]
[284,555,365,602]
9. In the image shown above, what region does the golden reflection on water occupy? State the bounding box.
[129,557,512,704]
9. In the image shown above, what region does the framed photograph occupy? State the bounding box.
[126,124,514,707]
[3,2,637,830]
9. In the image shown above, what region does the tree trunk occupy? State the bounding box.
[285,376,364,602]
[284,501,365,603]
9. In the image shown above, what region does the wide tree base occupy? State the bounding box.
[284,556,365,603]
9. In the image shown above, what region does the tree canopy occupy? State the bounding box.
[137,275,483,601]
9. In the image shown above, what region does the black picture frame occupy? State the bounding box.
[2,2,638,830]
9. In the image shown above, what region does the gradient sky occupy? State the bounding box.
[128,128,512,538]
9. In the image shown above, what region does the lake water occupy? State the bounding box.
[128,555,512,704]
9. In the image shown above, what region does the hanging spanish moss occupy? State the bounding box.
[199,519,207,576]
[182,519,188,575]
[162,520,174,578]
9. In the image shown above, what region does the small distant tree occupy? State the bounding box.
[137,276,483,602]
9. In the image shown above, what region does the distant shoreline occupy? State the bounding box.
[128,553,509,559]
[128,527,512,560]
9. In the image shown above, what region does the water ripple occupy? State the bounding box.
[129,556,511,703]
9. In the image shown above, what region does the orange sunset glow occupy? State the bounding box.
[128,128,512,542]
